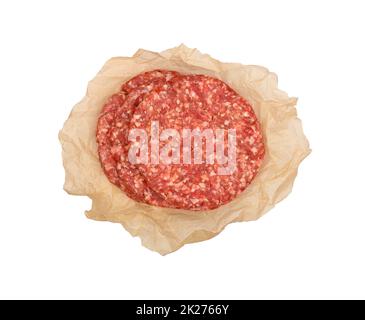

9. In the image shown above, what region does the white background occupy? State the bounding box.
[0,0,364,300]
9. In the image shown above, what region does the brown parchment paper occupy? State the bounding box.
[59,45,310,255]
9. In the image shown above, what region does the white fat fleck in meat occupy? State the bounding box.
[190,198,199,205]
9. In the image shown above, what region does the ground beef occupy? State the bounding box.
[96,70,265,211]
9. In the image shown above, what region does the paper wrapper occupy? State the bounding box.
[59,45,310,255]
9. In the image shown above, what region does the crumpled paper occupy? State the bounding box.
[59,45,310,255]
